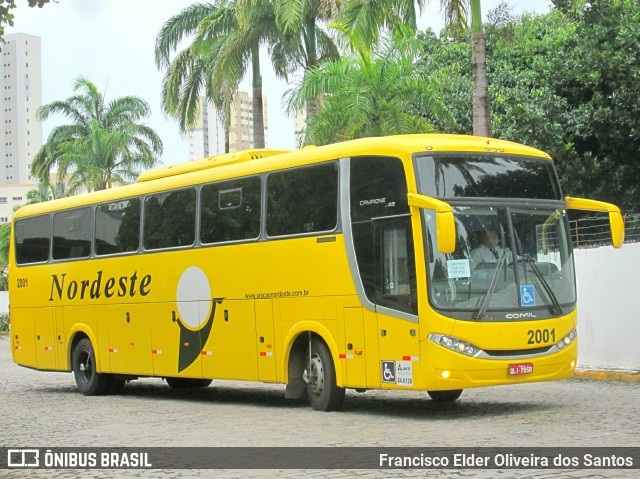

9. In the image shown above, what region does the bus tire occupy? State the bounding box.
[72,338,111,396]
[304,338,345,411]
[427,389,463,402]
[166,377,213,389]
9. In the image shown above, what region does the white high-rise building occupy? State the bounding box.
[1,33,43,184]
[0,33,43,224]
[188,91,268,160]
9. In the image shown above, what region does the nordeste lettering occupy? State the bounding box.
[49,271,152,301]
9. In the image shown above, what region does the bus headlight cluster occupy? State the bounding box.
[428,334,482,357]
[555,329,577,350]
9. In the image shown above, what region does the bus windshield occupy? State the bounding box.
[414,154,575,321]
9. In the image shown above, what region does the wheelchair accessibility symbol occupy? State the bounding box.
[381,361,396,383]
[520,285,535,307]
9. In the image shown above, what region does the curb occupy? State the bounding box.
[574,370,640,382]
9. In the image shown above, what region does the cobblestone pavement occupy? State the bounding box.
[1,335,637,479]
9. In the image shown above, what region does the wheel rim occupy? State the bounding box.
[304,354,325,396]
[78,349,93,384]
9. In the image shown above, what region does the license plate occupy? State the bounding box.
[508,362,533,376]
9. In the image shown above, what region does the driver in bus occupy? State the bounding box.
[470,227,512,268]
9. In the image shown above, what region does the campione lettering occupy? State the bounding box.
[49,271,152,302]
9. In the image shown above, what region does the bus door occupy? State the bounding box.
[107,304,152,375]
[201,299,258,381]
[374,216,420,388]
[34,307,59,370]
[255,299,277,382]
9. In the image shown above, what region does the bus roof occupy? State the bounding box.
[13,134,550,219]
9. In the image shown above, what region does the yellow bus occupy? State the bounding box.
[9,134,624,411]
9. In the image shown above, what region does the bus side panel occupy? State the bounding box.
[150,302,203,379]
[34,307,58,370]
[106,304,152,375]
[202,299,258,381]
[255,299,277,382]
[377,314,420,389]
[343,307,366,388]
[11,307,37,368]
[54,307,68,370]
[362,308,381,388]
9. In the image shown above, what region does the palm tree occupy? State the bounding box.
[31,77,163,193]
[340,0,490,137]
[156,2,241,150]
[469,0,490,137]
[156,1,278,150]
[270,0,341,118]
[286,27,454,145]
[339,0,427,47]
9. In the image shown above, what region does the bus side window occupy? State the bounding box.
[15,215,51,264]
[52,207,92,260]
[266,162,338,237]
[200,176,261,244]
[374,217,417,314]
[144,188,196,250]
[95,198,141,256]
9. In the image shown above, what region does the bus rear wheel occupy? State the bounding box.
[72,338,111,396]
[165,378,213,389]
[304,338,345,411]
[427,389,463,402]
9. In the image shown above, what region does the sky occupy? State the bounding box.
[6,0,552,167]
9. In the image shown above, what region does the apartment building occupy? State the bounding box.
[188,91,268,160]
[0,33,43,223]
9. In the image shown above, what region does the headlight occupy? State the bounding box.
[429,333,482,357]
[556,329,577,350]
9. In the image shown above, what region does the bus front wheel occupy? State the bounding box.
[427,389,463,402]
[72,338,111,396]
[304,338,345,411]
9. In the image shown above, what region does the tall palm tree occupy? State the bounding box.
[469,0,490,137]
[157,1,281,150]
[340,0,490,137]
[271,0,341,118]
[31,77,163,193]
[286,27,454,145]
[156,2,238,149]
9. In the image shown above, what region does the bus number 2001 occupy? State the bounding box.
[527,328,555,344]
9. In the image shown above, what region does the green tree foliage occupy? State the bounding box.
[417,0,640,213]
[286,28,453,145]
[0,0,50,44]
[156,1,272,149]
[31,77,163,194]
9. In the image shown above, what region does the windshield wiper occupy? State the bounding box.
[522,254,562,316]
[473,250,509,320]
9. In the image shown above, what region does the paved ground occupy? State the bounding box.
[0,335,638,478]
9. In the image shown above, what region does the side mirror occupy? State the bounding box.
[565,197,625,248]
[407,193,456,253]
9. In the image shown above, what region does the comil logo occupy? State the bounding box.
[7,449,39,468]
